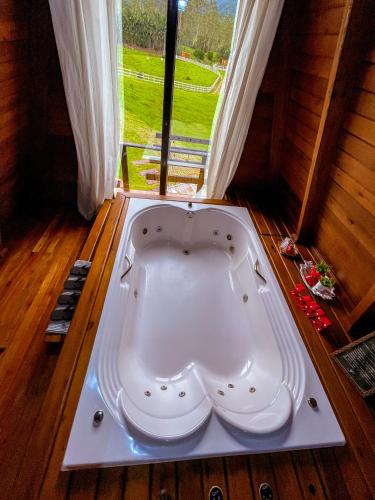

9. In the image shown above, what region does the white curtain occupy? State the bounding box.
[49,0,120,220]
[207,0,284,199]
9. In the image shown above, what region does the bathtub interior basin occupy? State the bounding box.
[63,198,344,469]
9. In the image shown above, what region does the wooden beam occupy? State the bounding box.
[121,144,130,191]
[348,283,375,332]
[296,0,371,242]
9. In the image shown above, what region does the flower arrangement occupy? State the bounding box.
[299,260,335,300]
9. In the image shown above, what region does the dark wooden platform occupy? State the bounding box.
[0,192,374,500]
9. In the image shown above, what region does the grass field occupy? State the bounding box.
[118,47,221,190]
[121,47,218,86]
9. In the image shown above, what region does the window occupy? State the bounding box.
[119,0,237,195]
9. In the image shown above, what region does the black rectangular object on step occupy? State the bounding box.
[58,290,81,305]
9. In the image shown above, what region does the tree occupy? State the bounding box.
[193,48,205,60]
[178,0,234,56]
[121,0,235,58]
[122,0,167,52]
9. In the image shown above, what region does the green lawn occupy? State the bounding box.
[120,47,217,87]
[118,47,221,190]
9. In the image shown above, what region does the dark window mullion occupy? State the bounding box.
[160,0,179,195]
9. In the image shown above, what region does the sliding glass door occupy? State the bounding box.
[118,0,237,195]
[119,0,168,192]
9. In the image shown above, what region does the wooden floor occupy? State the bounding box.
[0,193,374,500]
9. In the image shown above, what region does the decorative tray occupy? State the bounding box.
[299,261,335,300]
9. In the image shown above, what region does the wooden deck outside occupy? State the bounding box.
[0,192,374,500]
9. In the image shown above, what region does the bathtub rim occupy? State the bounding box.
[62,197,345,470]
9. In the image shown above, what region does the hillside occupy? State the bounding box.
[216,0,237,16]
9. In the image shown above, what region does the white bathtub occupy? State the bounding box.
[63,198,344,469]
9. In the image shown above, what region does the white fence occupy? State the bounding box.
[176,55,221,77]
[118,65,220,93]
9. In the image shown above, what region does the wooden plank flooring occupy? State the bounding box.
[0,192,374,500]
[0,207,90,498]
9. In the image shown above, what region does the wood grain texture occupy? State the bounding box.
[231,192,375,497]
[297,0,372,239]
[13,195,127,500]
[27,0,78,207]
[273,0,374,328]
[0,0,30,222]
[229,1,293,191]
[0,207,89,497]
[1,192,373,500]
[278,0,345,224]
[0,0,76,221]
[312,4,375,327]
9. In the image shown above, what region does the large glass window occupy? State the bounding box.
[118,0,237,195]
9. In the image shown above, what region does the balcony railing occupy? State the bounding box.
[121,133,210,193]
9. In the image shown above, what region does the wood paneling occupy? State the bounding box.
[0,0,30,222]
[0,0,74,221]
[313,33,375,327]
[278,1,347,222]
[274,0,373,337]
[230,1,293,191]
[27,0,77,206]
[231,92,274,189]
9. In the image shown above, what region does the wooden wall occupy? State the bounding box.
[277,0,348,223]
[232,0,374,329]
[313,14,375,326]
[230,3,292,191]
[0,0,76,225]
[28,0,77,207]
[262,0,374,330]
[230,0,346,199]
[230,92,274,190]
[0,1,30,222]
